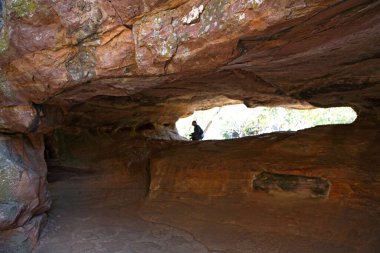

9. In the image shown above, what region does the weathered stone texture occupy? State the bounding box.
[0,0,377,128]
[149,122,380,208]
[0,105,38,133]
[0,0,379,250]
[0,134,50,250]
[0,214,46,253]
[252,172,331,198]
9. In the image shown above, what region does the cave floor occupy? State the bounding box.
[33,166,380,253]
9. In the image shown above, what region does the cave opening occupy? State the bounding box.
[176,104,357,140]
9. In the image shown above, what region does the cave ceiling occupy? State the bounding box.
[0,0,379,132]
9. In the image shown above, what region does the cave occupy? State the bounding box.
[0,0,379,252]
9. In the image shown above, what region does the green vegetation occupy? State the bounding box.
[0,38,8,52]
[176,105,357,140]
[0,31,8,53]
[11,0,37,17]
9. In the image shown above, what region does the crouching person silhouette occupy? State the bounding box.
[190,121,204,141]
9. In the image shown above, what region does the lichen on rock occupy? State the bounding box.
[66,49,96,82]
[0,163,20,202]
[0,0,8,54]
[182,4,204,25]
[55,0,104,42]
[200,0,230,34]
[0,75,11,101]
[10,0,37,17]
[0,0,379,251]
[0,30,8,53]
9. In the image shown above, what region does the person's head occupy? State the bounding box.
[192,121,197,126]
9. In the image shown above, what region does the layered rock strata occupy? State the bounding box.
[0,0,379,251]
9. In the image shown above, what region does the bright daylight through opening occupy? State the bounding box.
[176,105,357,140]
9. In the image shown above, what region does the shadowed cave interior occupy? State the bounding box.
[0,0,379,253]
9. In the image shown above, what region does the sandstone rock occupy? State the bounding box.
[0,214,47,253]
[0,134,50,232]
[0,105,39,133]
[34,120,380,252]
[0,0,376,114]
[252,172,331,199]
[0,0,379,250]
[95,26,136,76]
[0,201,24,230]
[149,123,380,207]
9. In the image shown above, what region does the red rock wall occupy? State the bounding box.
[0,0,379,134]
[44,129,154,197]
[149,121,380,209]
[0,0,379,250]
[0,134,50,251]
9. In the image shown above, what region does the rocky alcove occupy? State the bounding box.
[0,0,379,252]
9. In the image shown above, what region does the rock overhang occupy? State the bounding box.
[0,1,379,251]
[0,0,378,133]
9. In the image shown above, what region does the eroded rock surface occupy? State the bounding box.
[0,0,378,133]
[0,134,50,252]
[30,122,380,253]
[149,122,380,208]
[252,172,331,199]
[0,0,379,251]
